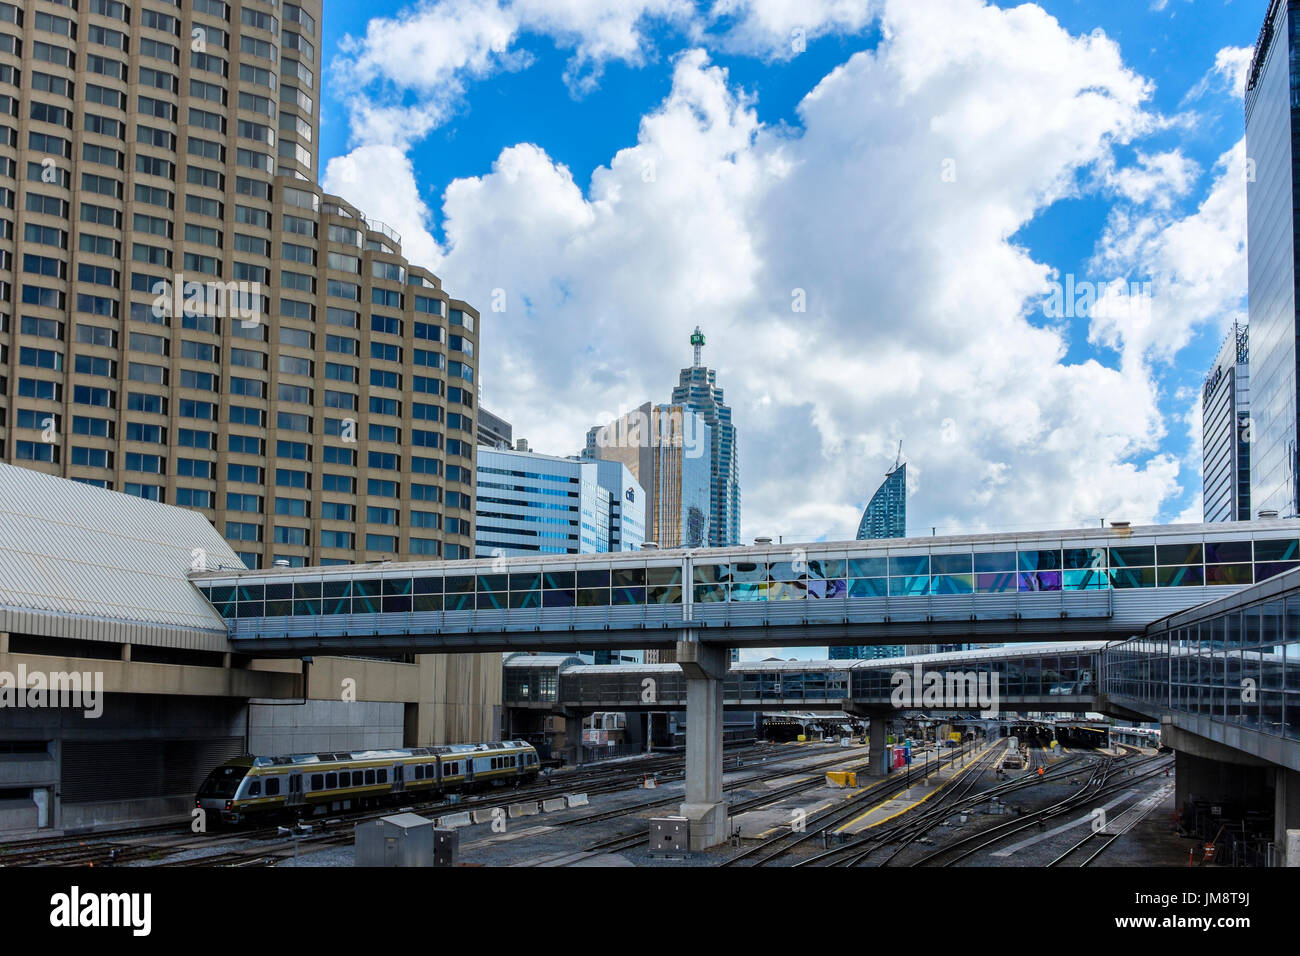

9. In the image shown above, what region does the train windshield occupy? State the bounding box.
[198,765,248,798]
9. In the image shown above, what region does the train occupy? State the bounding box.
[196,740,541,826]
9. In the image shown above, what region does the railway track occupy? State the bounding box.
[717,743,991,867]
[906,752,1173,867]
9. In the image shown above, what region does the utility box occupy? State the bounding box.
[355,812,434,867]
[649,816,689,854]
[433,827,458,867]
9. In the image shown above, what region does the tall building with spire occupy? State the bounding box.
[671,327,741,547]
[857,446,907,540]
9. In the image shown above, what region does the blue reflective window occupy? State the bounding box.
[694,584,727,603]
[1157,565,1203,587]
[476,591,507,610]
[931,574,972,594]
[1063,548,1106,569]
[1110,567,1155,588]
[1110,546,1154,567]
[543,589,576,607]
[612,587,646,606]
[544,570,576,589]
[1206,564,1253,585]
[976,572,1017,593]
[889,575,929,596]
[931,553,972,574]
[1255,539,1299,562]
[770,581,807,600]
[808,579,846,599]
[848,557,888,577]
[693,564,728,584]
[445,592,474,611]
[1205,540,1252,563]
[1257,561,1300,582]
[1063,568,1107,590]
[888,555,929,576]
[808,559,844,579]
[768,561,803,582]
[974,552,1016,573]
[476,574,508,593]
[730,582,769,602]
[1018,550,1061,571]
[848,578,887,598]
[648,586,682,604]
[730,562,767,583]
[1018,571,1061,592]
[508,591,540,609]
[1156,543,1202,566]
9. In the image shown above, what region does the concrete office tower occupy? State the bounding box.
[671,327,741,546]
[476,448,608,556]
[1202,321,1251,522]
[592,457,645,551]
[0,0,480,568]
[475,447,646,557]
[478,407,513,450]
[587,401,711,549]
[857,459,907,540]
[1246,0,1300,518]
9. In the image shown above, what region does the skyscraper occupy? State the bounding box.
[857,456,907,540]
[585,402,710,548]
[0,0,480,568]
[671,327,740,546]
[1245,0,1300,518]
[475,447,645,558]
[1202,321,1251,522]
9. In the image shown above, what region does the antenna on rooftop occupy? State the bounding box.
[893,440,903,472]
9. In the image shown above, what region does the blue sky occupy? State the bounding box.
[311,0,1261,549]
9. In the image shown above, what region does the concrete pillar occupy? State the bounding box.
[1275,768,1300,867]
[565,712,584,766]
[677,639,729,851]
[0,632,8,655]
[867,715,889,776]
[120,643,131,662]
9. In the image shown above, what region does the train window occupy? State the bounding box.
[248,780,261,796]
[414,765,424,780]
[378,769,388,784]
[428,764,435,778]
[365,770,375,785]
[267,778,281,796]
[326,772,337,788]
[311,774,324,790]
[351,772,361,786]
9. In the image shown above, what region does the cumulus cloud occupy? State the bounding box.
[329,0,1245,540]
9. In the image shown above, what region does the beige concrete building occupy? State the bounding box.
[0,464,500,835]
[0,0,479,569]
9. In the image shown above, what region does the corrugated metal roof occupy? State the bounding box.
[0,464,242,632]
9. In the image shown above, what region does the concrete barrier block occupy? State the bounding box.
[542,797,566,813]
[509,802,540,818]
[471,807,497,824]
[437,811,472,829]
[566,793,589,808]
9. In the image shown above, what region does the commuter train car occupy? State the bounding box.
[196,740,540,825]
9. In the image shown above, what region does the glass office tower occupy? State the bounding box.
[1202,321,1251,522]
[857,461,907,540]
[0,0,480,567]
[1245,0,1300,518]
[671,327,740,547]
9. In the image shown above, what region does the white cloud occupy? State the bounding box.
[705,0,878,58]
[330,0,1244,540]
[1184,44,1254,103]
[1089,140,1247,367]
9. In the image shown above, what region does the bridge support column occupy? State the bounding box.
[867,713,889,776]
[677,639,729,851]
